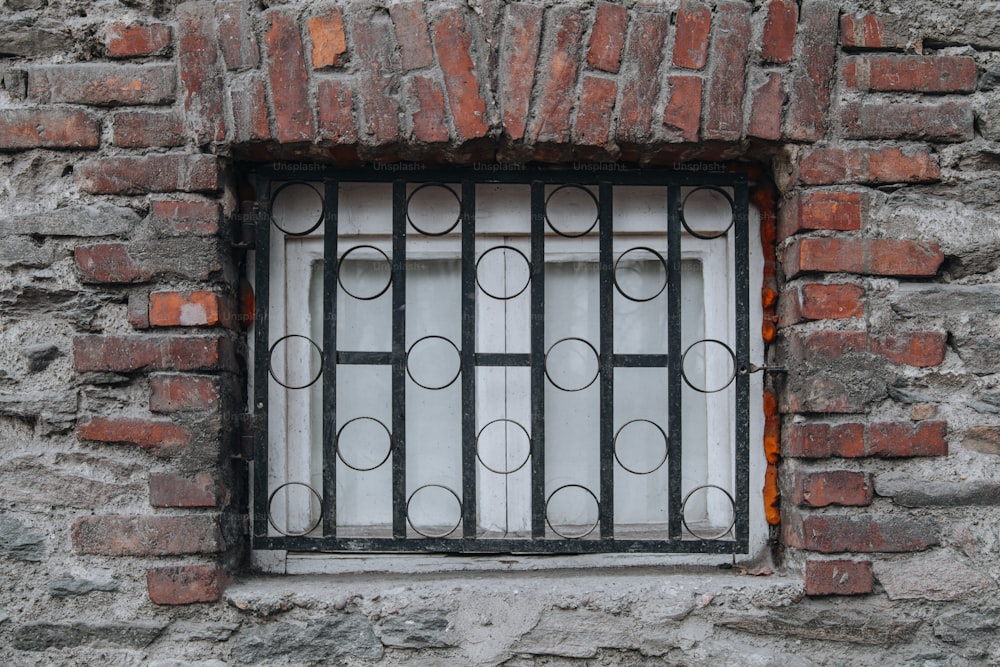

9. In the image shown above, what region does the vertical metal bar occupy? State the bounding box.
[461,180,477,538]
[322,179,338,537]
[598,182,614,540]
[392,180,407,538]
[530,181,546,539]
[733,180,750,548]
[667,184,683,541]
[252,172,271,542]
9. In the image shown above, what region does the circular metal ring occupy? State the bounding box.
[613,419,669,475]
[337,245,393,301]
[475,245,532,301]
[544,337,600,392]
[270,181,325,236]
[544,184,599,238]
[268,334,324,390]
[475,419,532,475]
[613,247,669,303]
[406,484,463,538]
[406,183,462,236]
[545,484,600,539]
[406,335,462,390]
[680,484,737,541]
[267,482,323,536]
[680,339,737,394]
[335,417,392,472]
[680,186,735,240]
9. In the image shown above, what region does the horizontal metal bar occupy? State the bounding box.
[249,165,748,189]
[612,354,670,367]
[337,351,392,365]
[474,353,532,367]
[253,535,749,555]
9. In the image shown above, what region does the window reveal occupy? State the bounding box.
[251,167,754,554]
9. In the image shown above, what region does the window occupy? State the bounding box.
[249,166,762,557]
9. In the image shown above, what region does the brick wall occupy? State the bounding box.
[1,0,998,663]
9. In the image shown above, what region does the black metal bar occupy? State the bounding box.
[336,351,393,365]
[667,184,683,541]
[322,179,338,537]
[598,182,614,539]
[474,353,531,366]
[254,535,743,554]
[392,180,407,539]
[530,181,546,539]
[733,180,751,548]
[612,354,671,367]
[461,180,477,538]
[252,172,271,541]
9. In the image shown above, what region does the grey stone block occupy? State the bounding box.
[0,514,45,562]
[11,620,167,650]
[231,615,383,664]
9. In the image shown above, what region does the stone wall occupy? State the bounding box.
[0,0,998,664]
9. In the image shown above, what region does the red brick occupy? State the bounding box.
[149,200,222,237]
[408,75,450,144]
[843,55,977,93]
[785,0,838,141]
[780,283,865,325]
[0,108,99,151]
[798,147,940,185]
[149,291,229,328]
[588,2,628,73]
[617,12,669,144]
[74,334,234,373]
[72,515,223,556]
[352,16,400,145]
[433,7,490,141]
[307,7,347,69]
[148,565,225,605]
[78,416,193,456]
[529,7,584,143]
[574,75,617,146]
[780,378,865,415]
[841,14,913,51]
[779,191,863,240]
[840,101,974,142]
[805,560,874,596]
[75,243,147,283]
[747,72,784,141]
[672,0,711,70]
[798,330,869,359]
[870,420,948,457]
[230,73,271,143]
[317,78,357,144]
[149,471,220,507]
[791,470,873,507]
[702,2,751,141]
[216,1,260,70]
[499,3,543,141]
[761,0,797,64]
[76,155,220,195]
[265,10,315,143]
[784,421,947,458]
[662,75,702,142]
[150,374,220,413]
[105,22,172,58]
[28,64,175,106]
[784,422,866,458]
[871,332,947,367]
[177,3,225,144]
[783,513,939,553]
[390,2,434,71]
[111,110,184,148]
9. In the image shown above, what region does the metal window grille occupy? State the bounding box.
[251,166,751,554]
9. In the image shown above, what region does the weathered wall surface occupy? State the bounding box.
[0,0,998,664]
